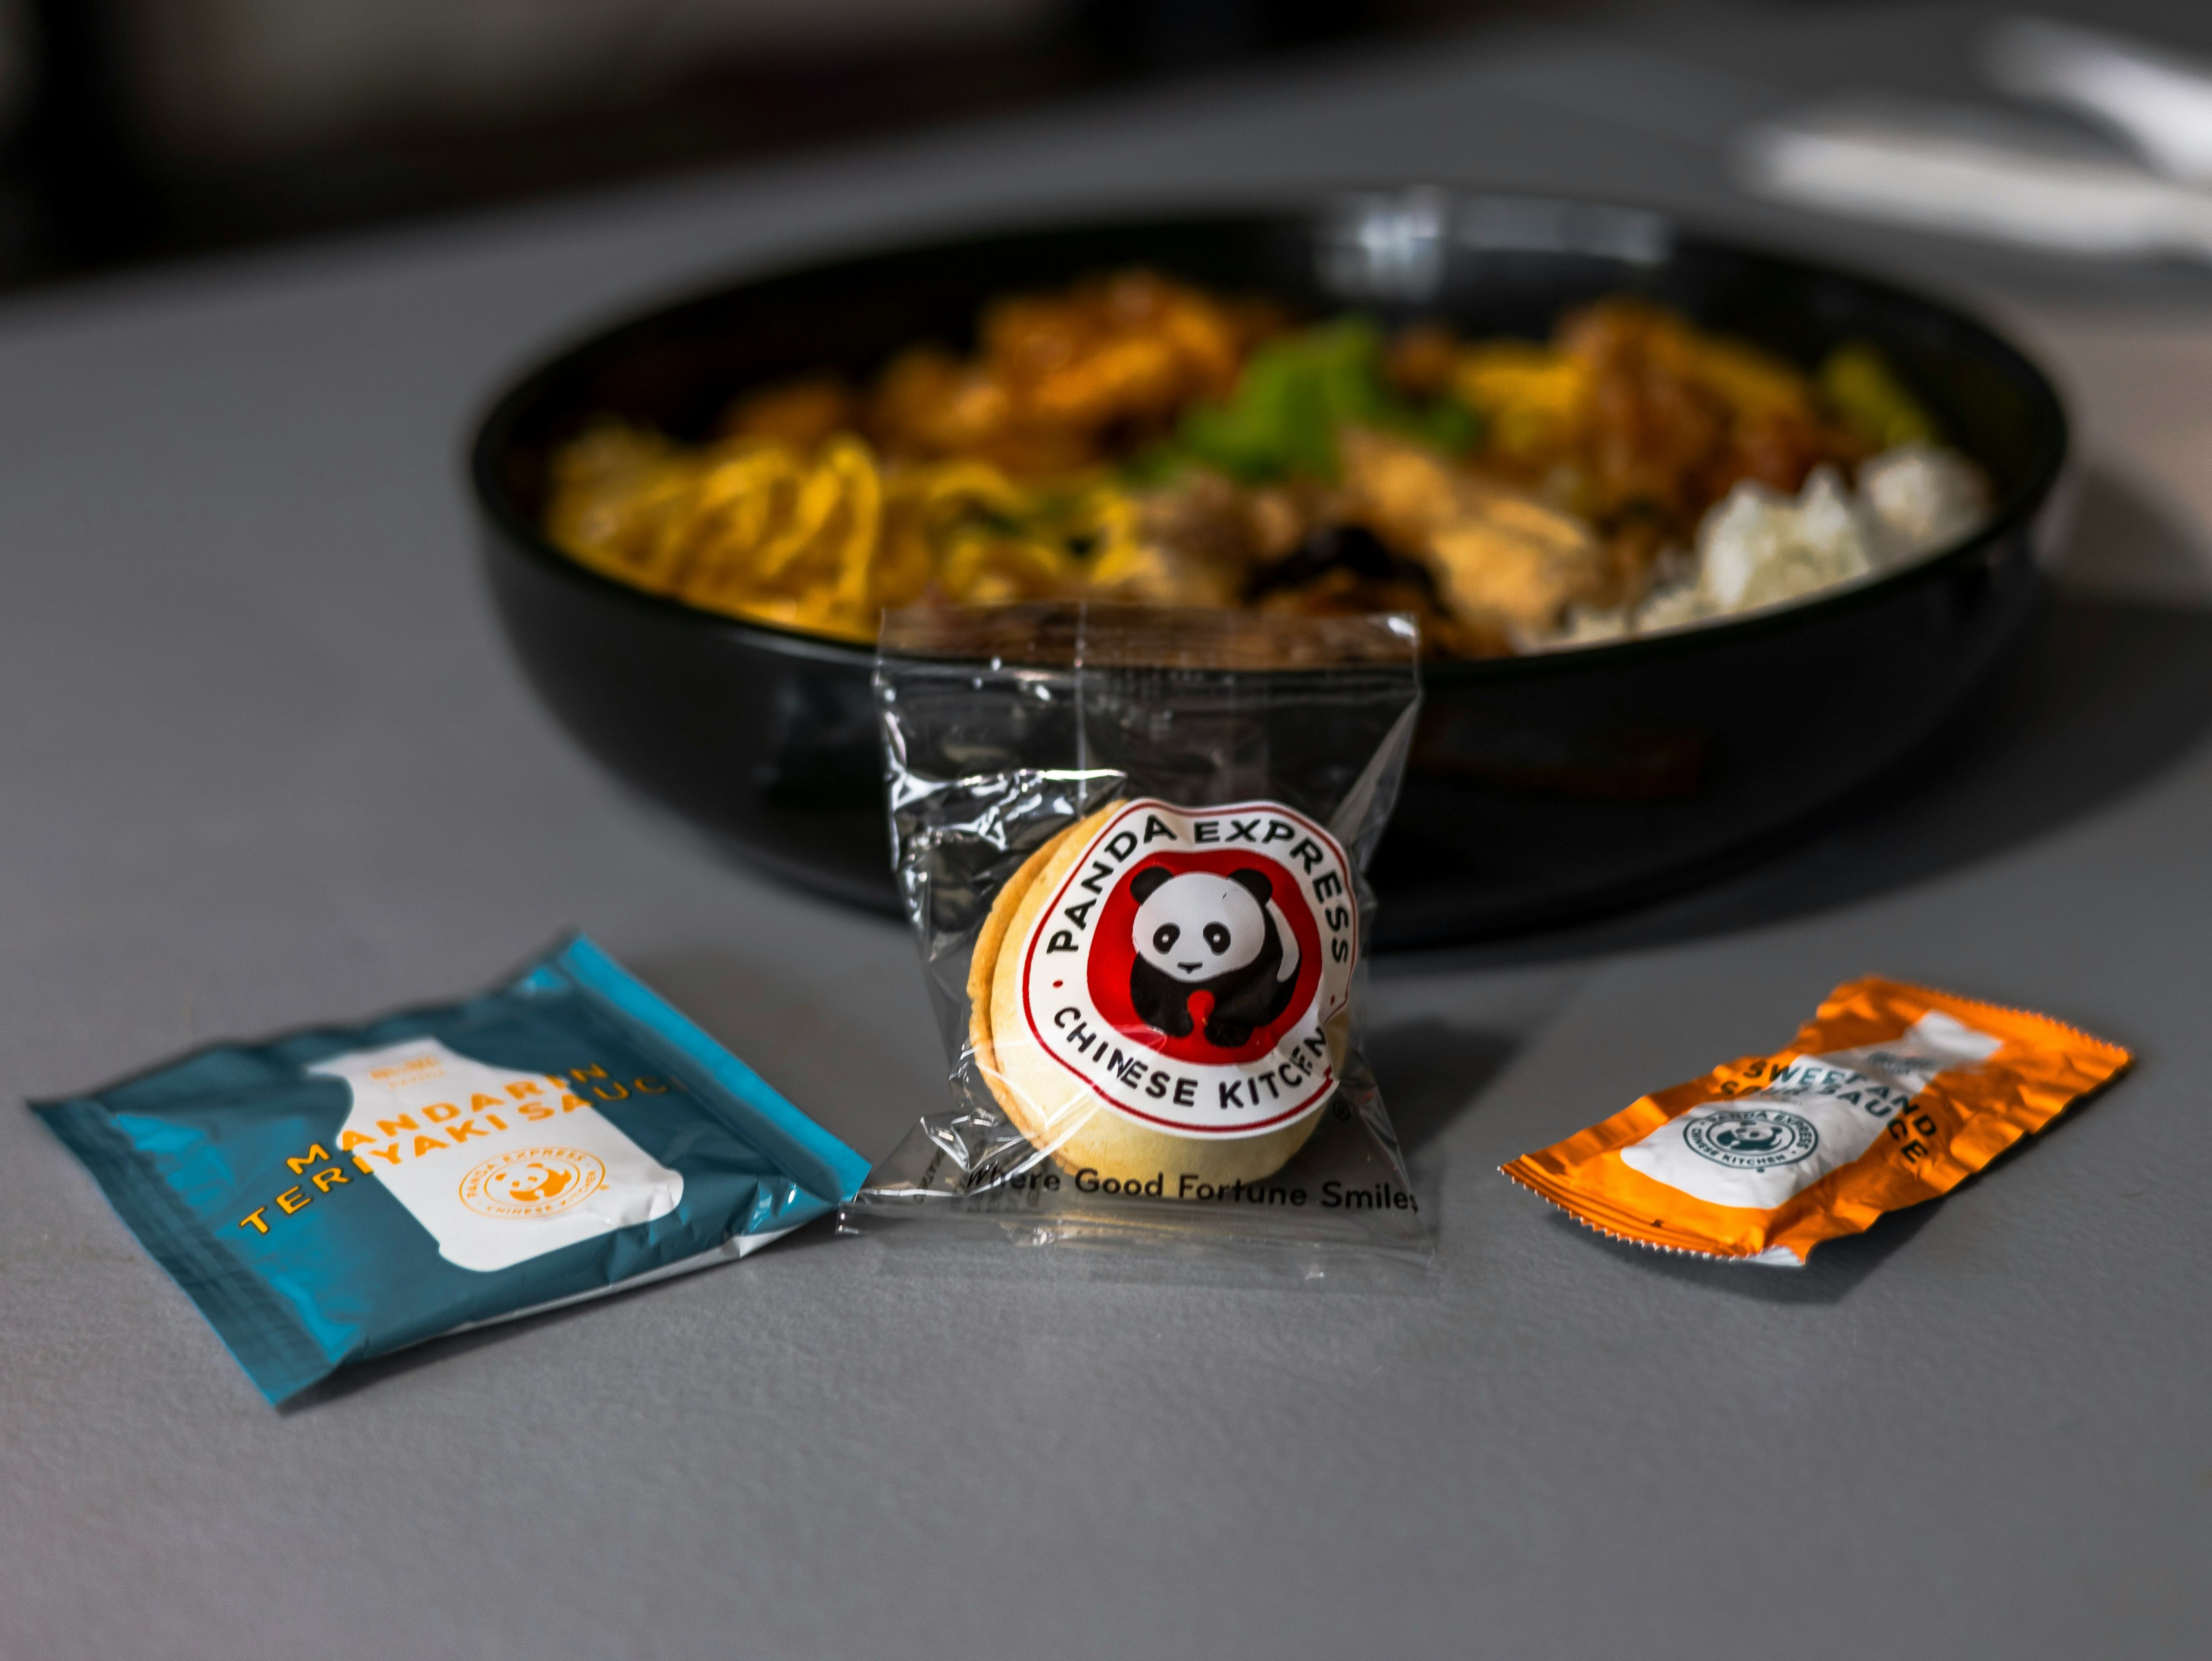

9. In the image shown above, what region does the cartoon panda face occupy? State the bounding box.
[1130,870,1268,982]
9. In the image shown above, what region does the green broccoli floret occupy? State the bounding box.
[1820,341,1942,449]
[1162,317,1478,484]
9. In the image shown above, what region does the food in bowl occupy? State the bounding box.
[541,269,1988,654]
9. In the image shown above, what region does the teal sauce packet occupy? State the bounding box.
[32,935,868,1404]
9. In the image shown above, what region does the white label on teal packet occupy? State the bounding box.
[313,1038,683,1273]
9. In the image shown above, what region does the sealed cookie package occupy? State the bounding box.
[851,603,1431,1272]
[33,935,870,1403]
[1502,977,2132,1265]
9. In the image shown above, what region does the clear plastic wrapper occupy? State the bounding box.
[847,604,1432,1274]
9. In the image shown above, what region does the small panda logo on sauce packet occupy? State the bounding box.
[1016,799,1356,1140]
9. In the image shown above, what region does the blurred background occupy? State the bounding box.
[0,0,1627,289]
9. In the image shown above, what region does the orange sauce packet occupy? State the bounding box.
[1501,977,2132,1265]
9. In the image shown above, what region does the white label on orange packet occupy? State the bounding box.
[1619,1010,2002,1210]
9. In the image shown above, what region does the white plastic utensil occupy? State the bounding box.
[1985,16,2212,184]
[1735,98,2212,262]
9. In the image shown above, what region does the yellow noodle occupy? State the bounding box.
[545,426,1148,642]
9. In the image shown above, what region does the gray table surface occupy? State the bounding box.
[6,3,2210,1656]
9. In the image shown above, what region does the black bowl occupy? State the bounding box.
[470,192,2066,948]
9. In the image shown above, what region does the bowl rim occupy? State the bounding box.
[467,192,2068,681]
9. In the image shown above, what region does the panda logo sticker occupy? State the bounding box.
[1681,1107,1820,1170]
[1128,866,1302,1049]
[457,1147,609,1220]
[1019,799,1357,1137]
